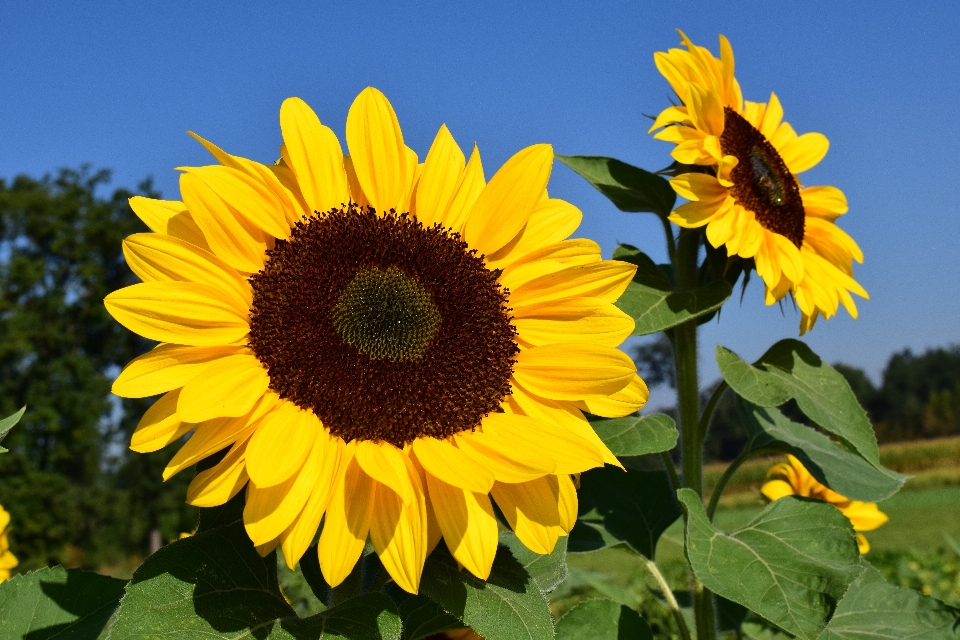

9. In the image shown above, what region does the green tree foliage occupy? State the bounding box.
[0,167,195,572]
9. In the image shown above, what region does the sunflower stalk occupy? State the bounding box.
[674,228,718,640]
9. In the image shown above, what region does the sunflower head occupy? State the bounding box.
[651,31,868,334]
[106,87,648,594]
[761,455,888,553]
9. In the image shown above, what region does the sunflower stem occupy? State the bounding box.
[673,229,717,640]
[706,446,778,521]
[642,556,693,640]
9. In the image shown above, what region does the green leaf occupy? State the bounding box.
[0,406,25,453]
[614,244,731,336]
[556,155,676,217]
[398,596,463,640]
[717,341,906,486]
[678,489,864,640]
[737,399,905,502]
[0,566,126,639]
[589,413,678,457]
[818,563,960,639]
[554,599,652,640]
[569,467,681,559]
[499,531,568,594]
[108,520,401,639]
[418,542,554,640]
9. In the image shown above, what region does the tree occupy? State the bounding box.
[0,167,195,572]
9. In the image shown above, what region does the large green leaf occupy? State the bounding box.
[818,563,960,640]
[589,413,678,457]
[397,595,462,640]
[569,467,681,559]
[717,341,904,480]
[500,531,568,594]
[418,542,554,640]
[678,489,863,640]
[556,155,676,217]
[0,566,126,639]
[554,599,652,640]
[0,406,25,453]
[737,400,905,502]
[614,245,731,336]
[108,520,401,639]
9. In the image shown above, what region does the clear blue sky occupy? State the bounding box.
[1,1,957,391]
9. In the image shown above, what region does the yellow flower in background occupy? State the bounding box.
[0,504,17,582]
[650,31,867,334]
[106,87,648,594]
[761,455,888,553]
[433,629,484,640]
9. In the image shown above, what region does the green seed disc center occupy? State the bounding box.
[330,266,441,362]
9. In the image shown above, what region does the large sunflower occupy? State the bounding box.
[761,455,888,554]
[650,32,867,334]
[106,88,647,594]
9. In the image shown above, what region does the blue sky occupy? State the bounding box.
[1,1,957,391]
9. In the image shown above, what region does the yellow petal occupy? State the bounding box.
[557,474,578,533]
[318,453,375,587]
[411,437,495,494]
[177,354,269,423]
[186,431,253,507]
[163,414,259,481]
[513,343,635,400]
[491,477,561,555]
[425,475,498,580]
[245,404,320,488]
[482,412,604,474]
[464,144,553,256]
[778,132,829,175]
[441,144,485,233]
[455,430,554,484]
[245,429,328,544]
[801,185,848,221]
[509,261,637,308]
[179,165,289,239]
[128,197,210,251]
[574,374,649,418]
[122,233,251,307]
[669,198,726,228]
[759,92,784,140]
[130,389,192,453]
[104,282,249,346]
[840,501,889,532]
[855,533,870,554]
[178,172,269,273]
[369,456,428,594]
[761,479,796,502]
[343,155,370,208]
[492,198,582,264]
[497,239,601,279]
[345,87,409,213]
[671,173,728,203]
[279,97,350,215]
[113,343,248,399]
[513,298,634,348]
[280,436,344,569]
[415,125,466,227]
[355,441,414,505]
[508,384,620,468]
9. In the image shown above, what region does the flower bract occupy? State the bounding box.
[761,454,888,553]
[106,87,647,594]
[651,31,868,334]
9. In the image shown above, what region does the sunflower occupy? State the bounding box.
[106,88,647,594]
[650,31,867,334]
[428,630,483,640]
[761,455,888,554]
[0,504,17,582]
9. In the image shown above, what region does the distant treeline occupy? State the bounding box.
[635,337,960,462]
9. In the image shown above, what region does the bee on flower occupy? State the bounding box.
[761,455,888,553]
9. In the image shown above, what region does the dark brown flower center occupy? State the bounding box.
[247,204,518,447]
[720,107,805,247]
